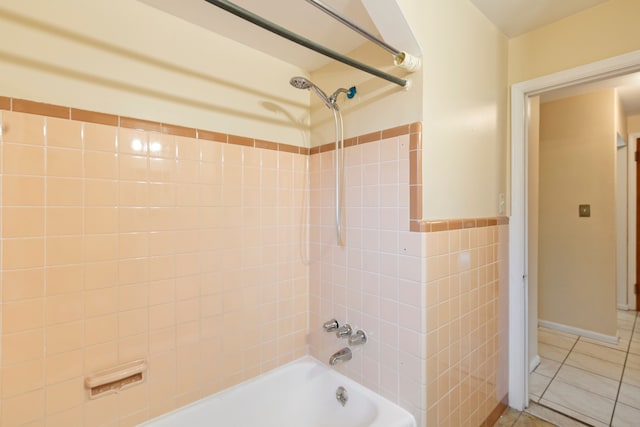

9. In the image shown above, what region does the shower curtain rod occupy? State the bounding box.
[304,0,399,56]
[203,0,408,88]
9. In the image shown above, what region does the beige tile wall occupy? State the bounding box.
[309,125,509,427]
[308,127,427,424]
[424,225,509,427]
[0,97,510,427]
[0,109,308,426]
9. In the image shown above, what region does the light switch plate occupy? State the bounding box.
[579,204,590,217]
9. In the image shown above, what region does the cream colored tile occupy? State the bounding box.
[538,328,578,350]
[565,351,624,380]
[622,365,640,388]
[541,379,614,426]
[529,372,551,401]
[612,402,640,427]
[581,335,630,352]
[618,382,640,410]
[555,364,619,400]
[538,342,570,363]
[572,340,627,365]
[629,340,640,356]
[525,401,593,427]
[625,353,640,371]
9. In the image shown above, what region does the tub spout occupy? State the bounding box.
[329,348,352,366]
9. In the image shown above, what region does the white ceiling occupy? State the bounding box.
[140,0,639,113]
[470,0,610,38]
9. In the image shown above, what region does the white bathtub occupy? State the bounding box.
[139,356,416,427]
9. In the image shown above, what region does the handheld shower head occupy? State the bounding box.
[289,76,333,109]
[289,76,312,90]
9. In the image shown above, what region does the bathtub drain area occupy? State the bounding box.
[336,386,348,407]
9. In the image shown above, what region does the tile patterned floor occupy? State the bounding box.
[529,310,640,427]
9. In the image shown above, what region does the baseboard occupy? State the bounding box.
[529,355,541,373]
[617,304,631,310]
[538,319,618,345]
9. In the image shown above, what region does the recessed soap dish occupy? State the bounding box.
[85,359,146,399]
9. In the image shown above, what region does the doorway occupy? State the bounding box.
[509,50,640,412]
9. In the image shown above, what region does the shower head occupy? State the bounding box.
[289,76,333,109]
[289,76,313,90]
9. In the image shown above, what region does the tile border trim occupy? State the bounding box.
[0,96,311,155]
[410,216,509,233]
[0,96,509,232]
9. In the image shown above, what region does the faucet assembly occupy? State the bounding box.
[335,323,352,339]
[323,319,339,332]
[322,319,367,366]
[348,329,367,346]
[329,348,352,366]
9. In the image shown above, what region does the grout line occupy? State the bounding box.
[537,334,580,402]
[531,401,595,427]
[609,312,638,426]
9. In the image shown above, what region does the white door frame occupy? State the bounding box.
[509,50,640,410]
[629,132,640,311]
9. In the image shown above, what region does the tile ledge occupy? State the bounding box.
[410,216,509,233]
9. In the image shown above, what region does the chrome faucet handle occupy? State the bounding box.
[323,319,339,332]
[335,323,352,339]
[348,329,367,346]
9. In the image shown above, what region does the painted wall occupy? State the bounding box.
[312,0,508,220]
[508,0,640,85]
[401,0,508,219]
[309,42,421,147]
[629,114,640,133]
[538,90,617,336]
[0,0,310,147]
